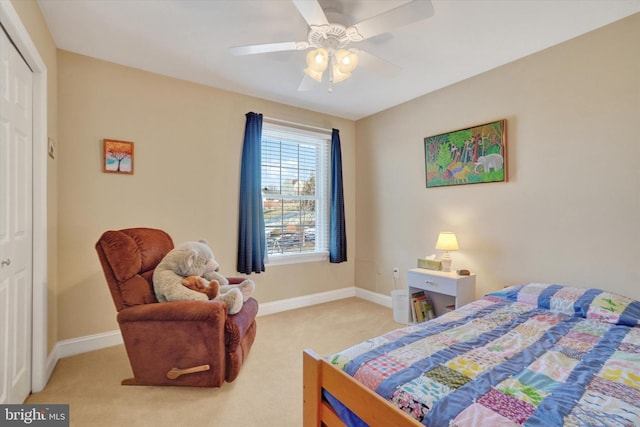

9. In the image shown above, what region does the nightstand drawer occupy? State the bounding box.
[407,270,456,296]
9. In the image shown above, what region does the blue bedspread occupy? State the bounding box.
[325,283,640,426]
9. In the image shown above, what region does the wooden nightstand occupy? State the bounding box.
[407,268,476,319]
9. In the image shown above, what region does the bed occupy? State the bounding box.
[303,283,640,426]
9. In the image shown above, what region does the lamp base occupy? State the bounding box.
[441,252,453,272]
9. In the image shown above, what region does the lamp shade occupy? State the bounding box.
[334,49,358,73]
[331,49,358,83]
[331,65,352,83]
[435,232,459,251]
[304,48,329,82]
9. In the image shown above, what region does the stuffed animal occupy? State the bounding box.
[181,275,219,300]
[152,240,255,315]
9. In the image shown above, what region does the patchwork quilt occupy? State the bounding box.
[326,283,640,426]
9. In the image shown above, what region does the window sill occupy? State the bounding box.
[266,252,329,266]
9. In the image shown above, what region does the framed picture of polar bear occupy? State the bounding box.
[424,119,506,188]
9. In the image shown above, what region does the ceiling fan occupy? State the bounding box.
[229,0,435,90]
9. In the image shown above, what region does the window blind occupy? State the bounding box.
[261,123,329,257]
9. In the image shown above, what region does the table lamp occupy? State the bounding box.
[435,232,459,272]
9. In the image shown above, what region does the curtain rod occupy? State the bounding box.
[263,116,332,135]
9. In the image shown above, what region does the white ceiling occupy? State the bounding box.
[37,0,639,120]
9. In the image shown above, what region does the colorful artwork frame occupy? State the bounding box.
[424,119,507,188]
[103,139,134,174]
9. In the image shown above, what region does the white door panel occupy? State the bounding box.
[0,26,33,405]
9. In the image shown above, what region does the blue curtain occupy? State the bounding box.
[329,128,347,263]
[237,112,266,274]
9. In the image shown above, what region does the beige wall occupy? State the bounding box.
[56,51,356,341]
[356,14,640,301]
[10,0,59,353]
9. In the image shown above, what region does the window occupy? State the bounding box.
[261,122,329,263]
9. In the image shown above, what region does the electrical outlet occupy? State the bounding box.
[393,267,399,279]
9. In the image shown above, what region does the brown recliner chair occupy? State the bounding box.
[95,227,258,387]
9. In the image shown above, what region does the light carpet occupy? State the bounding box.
[26,297,402,426]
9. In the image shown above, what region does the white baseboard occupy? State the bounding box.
[49,287,389,361]
[45,348,57,385]
[355,287,392,308]
[54,330,123,360]
[256,286,356,317]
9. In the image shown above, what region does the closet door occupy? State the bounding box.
[0,26,34,405]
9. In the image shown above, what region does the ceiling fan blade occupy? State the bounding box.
[230,41,306,56]
[357,50,401,78]
[298,73,319,91]
[349,0,434,41]
[292,0,329,27]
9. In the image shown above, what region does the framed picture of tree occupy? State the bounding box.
[103,139,134,174]
[424,119,506,188]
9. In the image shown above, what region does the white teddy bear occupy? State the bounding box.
[152,240,255,315]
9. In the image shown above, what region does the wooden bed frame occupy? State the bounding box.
[303,349,423,427]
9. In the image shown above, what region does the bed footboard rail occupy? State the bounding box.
[303,349,423,427]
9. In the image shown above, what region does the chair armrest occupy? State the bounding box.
[117,300,227,323]
[225,298,259,349]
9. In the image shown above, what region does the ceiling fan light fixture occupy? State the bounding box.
[304,67,324,82]
[330,49,358,83]
[304,48,329,82]
[331,65,352,83]
[306,48,328,71]
[334,49,358,74]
